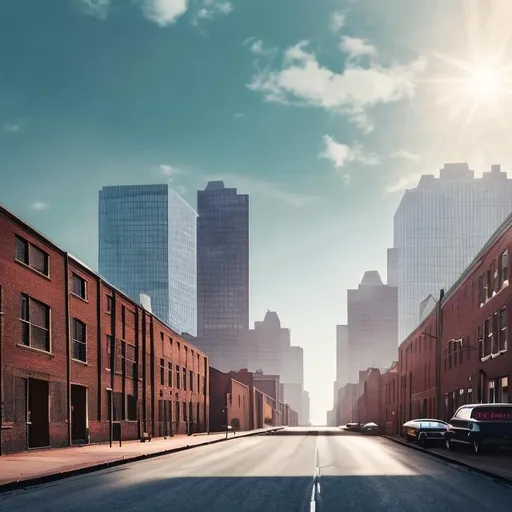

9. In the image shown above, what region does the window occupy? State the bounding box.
[106,295,113,314]
[160,359,165,386]
[501,250,509,288]
[106,335,113,370]
[72,318,87,362]
[484,317,492,357]
[189,370,194,392]
[125,344,136,379]
[183,402,187,422]
[176,366,181,389]
[20,294,50,352]
[492,312,499,354]
[183,367,187,391]
[15,236,50,277]
[478,275,485,305]
[490,260,497,297]
[72,274,87,299]
[499,308,507,352]
[478,325,484,358]
[168,362,173,387]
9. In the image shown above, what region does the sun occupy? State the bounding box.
[466,67,502,102]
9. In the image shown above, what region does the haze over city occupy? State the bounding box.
[2,0,512,427]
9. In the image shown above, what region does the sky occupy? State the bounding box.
[2,0,512,424]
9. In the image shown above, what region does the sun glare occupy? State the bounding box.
[466,67,502,102]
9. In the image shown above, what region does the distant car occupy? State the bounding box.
[345,422,361,431]
[402,419,448,448]
[445,403,512,454]
[361,422,379,435]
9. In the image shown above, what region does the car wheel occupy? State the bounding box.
[445,437,456,451]
[418,433,428,448]
[472,438,481,454]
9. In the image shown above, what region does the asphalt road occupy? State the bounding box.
[2,429,512,511]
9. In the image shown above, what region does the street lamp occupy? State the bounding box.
[106,387,113,448]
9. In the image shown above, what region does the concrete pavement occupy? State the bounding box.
[0,428,282,491]
[2,429,512,511]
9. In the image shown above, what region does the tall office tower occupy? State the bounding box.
[99,184,197,336]
[394,163,512,341]
[346,271,398,383]
[334,325,349,394]
[196,181,249,372]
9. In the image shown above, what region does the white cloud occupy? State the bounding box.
[31,202,49,211]
[330,12,346,33]
[248,40,427,133]
[384,173,421,194]
[194,0,233,24]
[159,164,181,178]
[250,39,264,54]
[233,112,246,120]
[139,0,189,26]
[76,0,110,19]
[339,36,377,59]
[390,150,420,162]
[320,135,380,169]
[206,173,319,206]
[3,122,21,133]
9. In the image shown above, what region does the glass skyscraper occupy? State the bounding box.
[99,184,197,336]
[196,181,249,372]
[394,163,512,341]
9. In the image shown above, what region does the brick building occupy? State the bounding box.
[0,205,209,455]
[337,211,512,432]
[209,367,251,432]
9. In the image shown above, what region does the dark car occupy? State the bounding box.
[402,418,448,448]
[445,403,512,454]
[345,422,361,431]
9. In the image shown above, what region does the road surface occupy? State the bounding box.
[1,429,512,511]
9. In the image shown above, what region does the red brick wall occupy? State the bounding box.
[228,379,250,430]
[0,207,209,454]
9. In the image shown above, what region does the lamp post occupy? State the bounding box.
[106,387,113,448]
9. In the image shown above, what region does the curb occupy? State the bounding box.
[0,427,283,494]
[382,435,512,487]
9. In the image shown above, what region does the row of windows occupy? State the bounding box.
[158,358,205,393]
[477,307,508,359]
[477,249,509,306]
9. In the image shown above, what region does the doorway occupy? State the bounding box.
[71,385,88,444]
[27,378,50,449]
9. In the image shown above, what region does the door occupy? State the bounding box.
[27,378,50,449]
[71,385,88,444]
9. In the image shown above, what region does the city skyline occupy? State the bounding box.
[3,0,512,424]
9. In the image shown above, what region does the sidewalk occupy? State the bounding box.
[383,435,512,484]
[0,427,282,492]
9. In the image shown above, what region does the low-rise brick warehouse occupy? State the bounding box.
[0,205,209,454]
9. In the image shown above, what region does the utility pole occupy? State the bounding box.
[435,289,445,420]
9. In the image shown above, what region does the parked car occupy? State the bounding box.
[361,422,379,435]
[445,403,512,454]
[402,418,448,448]
[345,422,362,431]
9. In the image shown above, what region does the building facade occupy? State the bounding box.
[196,181,249,372]
[99,184,197,337]
[0,205,208,455]
[337,210,512,433]
[394,163,512,341]
[346,270,398,383]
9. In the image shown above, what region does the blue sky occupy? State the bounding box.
[2,0,512,423]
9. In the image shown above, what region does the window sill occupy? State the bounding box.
[479,282,509,309]
[72,358,88,366]
[16,343,53,357]
[15,259,51,281]
[71,292,88,303]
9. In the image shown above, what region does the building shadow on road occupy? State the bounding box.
[2,473,512,512]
